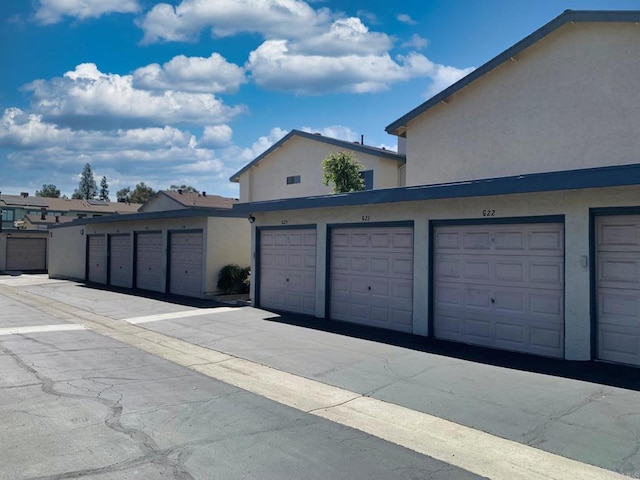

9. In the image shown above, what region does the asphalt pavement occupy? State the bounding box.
[1,274,639,480]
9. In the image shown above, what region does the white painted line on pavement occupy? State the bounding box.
[0,283,628,480]
[125,307,237,324]
[0,324,87,336]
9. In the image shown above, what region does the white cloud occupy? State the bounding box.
[222,127,288,167]
[397,13,417,25]
[424,64,476,98]
[34,0,140,24]
[200,125,233,147]
[301,125,358,142]
[24,63,246,129]
[401,34,429,50]
[0,107,235,195]
[294,17,392,56]
[137,0,330,44]
[247,40,434,94]
[132,53,246,94]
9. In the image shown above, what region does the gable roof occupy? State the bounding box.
[0,194,141,214]
[141,190,238,210]
[229,129,405,182]
[386,10,640,136]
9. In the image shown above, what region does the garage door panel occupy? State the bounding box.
[6,238,47,271]
[598,290,640,326]
[330,226,413,333]
[598,252,640,287]
[169,231,203,298]
[259,229,316,315]
[434,222,564,358]
[109,235,131,288]
[598,219,640,252]
[597,215,640,366]
[88,236,107,284]
[136,232,164,292]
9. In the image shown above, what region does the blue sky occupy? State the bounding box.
[1,0,637,199]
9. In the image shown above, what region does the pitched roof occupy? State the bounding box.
[23,214,75,225]
[0,194,141,214]
[229,129,405,182]
[156,190,238,209]
[386,10,640,136]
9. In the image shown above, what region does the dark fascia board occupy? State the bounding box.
[232,163,640,213]
[229,129,405,182]
[48,207,245,229]
[385,10,640,136]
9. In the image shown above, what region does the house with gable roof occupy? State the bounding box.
[230,129,407,203]
[232,10,640,367]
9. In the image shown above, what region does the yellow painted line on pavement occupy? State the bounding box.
[0,283,628,480]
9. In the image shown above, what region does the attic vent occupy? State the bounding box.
[21,192,28,198]
[177,189,183,195]
[202,191,206,197]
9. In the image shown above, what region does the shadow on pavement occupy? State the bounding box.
[77,281,640,391]
[264,311,640,392]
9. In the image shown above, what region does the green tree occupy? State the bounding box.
[72,163,97,200]
[99,176,110,202]
[116,187,131,203]
[129,182,156,204]
[35,184,60,198]
[169,184,199,193]
[321,151,365,193]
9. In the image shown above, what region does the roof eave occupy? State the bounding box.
[385,10,640,136]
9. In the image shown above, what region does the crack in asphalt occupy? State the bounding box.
[521,389,607,447]
[0,342,195,480]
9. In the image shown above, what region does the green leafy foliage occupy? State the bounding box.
[35,184,60,198]
[322,151,365,193]
[217,264,250,294]
[72,163,97,200]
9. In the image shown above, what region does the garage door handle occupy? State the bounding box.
[368,286,371,291]
[286,278,289,282]
[185,270,188,274]
[491,298,495,304]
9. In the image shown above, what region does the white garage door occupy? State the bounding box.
[330,226,414,332]
[87,235,107,284]
[109,234,131,288]
[434,222,564,358]
[596,215,640,366]
[169,231,203,298]
[6,238,47,271]
[259,228,316,315]
[135,232,164,292]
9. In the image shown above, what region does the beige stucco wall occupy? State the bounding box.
[239,136,401,202]
[49,215,250,297]
[48,224,86,279]
[405,23,640,186]
[249,184,640,361]
[206,216,251,295]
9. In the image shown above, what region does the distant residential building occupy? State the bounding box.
[0,192,141,231]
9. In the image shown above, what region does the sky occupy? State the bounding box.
[1,0,638,199]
